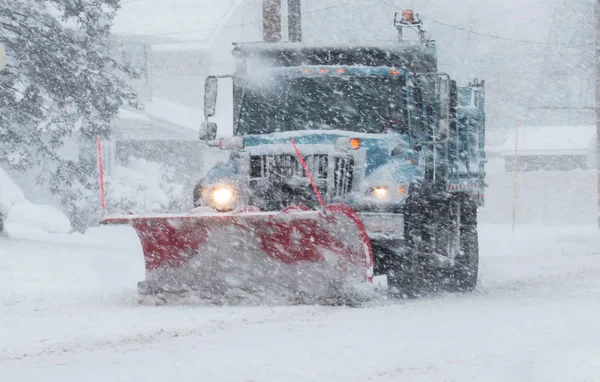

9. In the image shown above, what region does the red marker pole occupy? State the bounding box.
[290,138,325,212]
[96,136,106,214]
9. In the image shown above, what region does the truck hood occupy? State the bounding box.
[242,129,414,177]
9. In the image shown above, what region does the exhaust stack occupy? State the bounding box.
[288,0,302,42]
[263,0,281,42]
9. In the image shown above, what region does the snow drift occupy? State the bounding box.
[0,168,72,236]
[105,156,187,214]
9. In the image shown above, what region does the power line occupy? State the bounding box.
[124,0,589,48]
[426,18,551,45]
[373,0,589,47]
[511,14,554,27]
[466,0,550,25]
[130,2,357,40]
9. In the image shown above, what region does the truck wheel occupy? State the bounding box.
[385,256,417,298]
[384,193,426,298]
[448,197,479,291]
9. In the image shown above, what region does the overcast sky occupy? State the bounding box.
[115,0,594,133]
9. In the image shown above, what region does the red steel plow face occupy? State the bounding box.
[101,204,374,303]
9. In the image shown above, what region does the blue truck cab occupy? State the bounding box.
[196,12,486,294]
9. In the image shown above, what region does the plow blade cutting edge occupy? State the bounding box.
[101,204,374,305]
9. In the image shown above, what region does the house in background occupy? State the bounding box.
[100,1,264,187]
[500,125,596,172]
[112,0,263,109]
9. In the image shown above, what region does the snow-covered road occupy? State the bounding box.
[2,224,600,381]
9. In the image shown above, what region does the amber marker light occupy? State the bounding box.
[350,138,361,150]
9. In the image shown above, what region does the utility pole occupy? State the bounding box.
[288,0,302,42]
[263,0,282,42]
[596,0,600,228]
[0,44,5,71]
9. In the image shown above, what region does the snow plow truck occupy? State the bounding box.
[101,11,486,302]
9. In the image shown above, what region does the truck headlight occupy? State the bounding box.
[370,186,389,199]
[208,185,238,211]
[368,185,408,200]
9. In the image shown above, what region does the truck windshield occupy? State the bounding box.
[236,75,405,135]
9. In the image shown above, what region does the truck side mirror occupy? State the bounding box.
[200,121,218,141]
[204,77,218,118]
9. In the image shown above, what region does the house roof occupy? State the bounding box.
[113,0,242,46]
[142,98,203,131]
[114,98,203,141]
[501,125,596,156]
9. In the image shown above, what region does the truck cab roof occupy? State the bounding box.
[232,40,438,74]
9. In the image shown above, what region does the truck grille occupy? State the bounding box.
[304,154,328,179]
[250,154,328,179]
[333,157,354,197]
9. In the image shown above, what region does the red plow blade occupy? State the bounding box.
[101,204,374,305]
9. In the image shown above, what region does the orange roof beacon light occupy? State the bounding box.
[350,138,361,150]
[402,9,415,24]
[394,9,428,42]
[389,69,400,76]
[336,68,347,73]
[318,68,328,74]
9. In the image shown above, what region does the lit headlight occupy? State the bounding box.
[213,188,234,204]
[368,185,408,200]
[371,186,389,199]
[207,185,237,211]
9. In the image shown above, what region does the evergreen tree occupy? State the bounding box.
[0,0,139,230]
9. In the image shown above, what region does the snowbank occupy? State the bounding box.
[0,168,72,236]
[0,167,27,214]
[105,156,187,213]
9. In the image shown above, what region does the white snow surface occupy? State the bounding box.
[0,168,72,236]
[142,97,203,131]
[2,222,600,381]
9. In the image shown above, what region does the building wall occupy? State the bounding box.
[503,154,590,172]
[148,1,262,109]
[151,49,210,108]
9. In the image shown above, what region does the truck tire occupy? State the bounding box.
[448,197,479,291]
[383,192,426,298]
[384,253,416,298]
